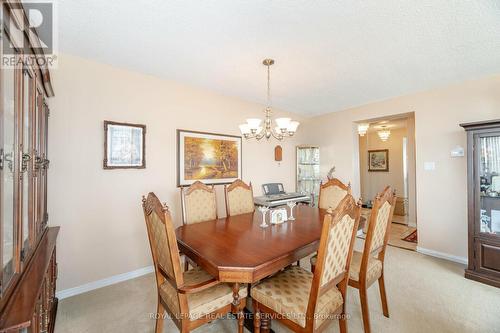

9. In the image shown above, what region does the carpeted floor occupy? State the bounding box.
[55,241,500,333]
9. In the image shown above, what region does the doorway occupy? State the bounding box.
[356,113,417,251]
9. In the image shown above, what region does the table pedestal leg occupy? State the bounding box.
[232,283,244,333]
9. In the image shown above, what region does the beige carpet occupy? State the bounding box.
[55,241,500,333]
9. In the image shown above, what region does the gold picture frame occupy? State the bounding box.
[177,129,242,186]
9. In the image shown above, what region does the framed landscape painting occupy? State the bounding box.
[177,130,242,186]
[368,149,389,172]
[104,121,146,169]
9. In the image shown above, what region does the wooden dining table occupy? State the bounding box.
[175,205,365,332]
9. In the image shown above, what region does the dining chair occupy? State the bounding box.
[142,192,247,333]
[181,180,218,225]
[310,178,352,272]
[224,179,255,217]
[318,178,352,210]
[251,194,361,333]
[181,181,218,270]
[348,186,396,333]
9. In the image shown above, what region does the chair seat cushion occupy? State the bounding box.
[160,267,247,320]
[349,251,383,285]
[251,266,343,329]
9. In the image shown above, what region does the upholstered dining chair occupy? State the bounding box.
[310,178,352,272]
[251,194,361,333]
[181,181,218,225]
[318,178,352,210]
[142,192,247,333]
[224,179,255,217]
[181,181,218,271]
[349,186,396,333]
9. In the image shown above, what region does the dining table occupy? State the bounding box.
[175,205,366,332]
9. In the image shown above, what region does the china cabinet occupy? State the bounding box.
[0,1,57,332]
[296,146,320,206]
[461,119,500,288]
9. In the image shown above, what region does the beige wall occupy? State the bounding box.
[359,128,407,204]
[48,54,305,291]
[303,75,500,260]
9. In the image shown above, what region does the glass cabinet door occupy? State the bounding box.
[1,61,17,291]
[297,146,320,205]
[478,134,500,236]
[35,89,44,236]
[21,68,34,259]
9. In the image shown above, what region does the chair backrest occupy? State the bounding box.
[318,178,352,210]
[142,192,185,318]
[306,194,360,329]
[224,179,255,216]
[181,181,217,224]
[363,186,396,258]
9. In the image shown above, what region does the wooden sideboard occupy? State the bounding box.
[0,228,59,333]
[0,1,57,331]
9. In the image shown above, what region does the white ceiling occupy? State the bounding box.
[58,0,500,116]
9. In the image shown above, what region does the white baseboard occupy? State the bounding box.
[56,265,154,300]
[416,246,468,265]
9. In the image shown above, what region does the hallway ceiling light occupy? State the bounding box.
[358,123,370,136]
[378,126,391,141]
[239,59,300,141]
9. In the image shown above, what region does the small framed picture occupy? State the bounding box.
[104,121,146,169]
[368,149,389,172]
[270,208,288,224]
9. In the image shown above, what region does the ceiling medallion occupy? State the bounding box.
[239,59,299,141]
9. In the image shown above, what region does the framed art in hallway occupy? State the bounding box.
[103,121,146,169]
[177,129,242,186]
[368,149,389,172]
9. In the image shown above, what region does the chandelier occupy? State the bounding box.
[357,123,370,136]
[378,126,391,141]
[239,59,299,141]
